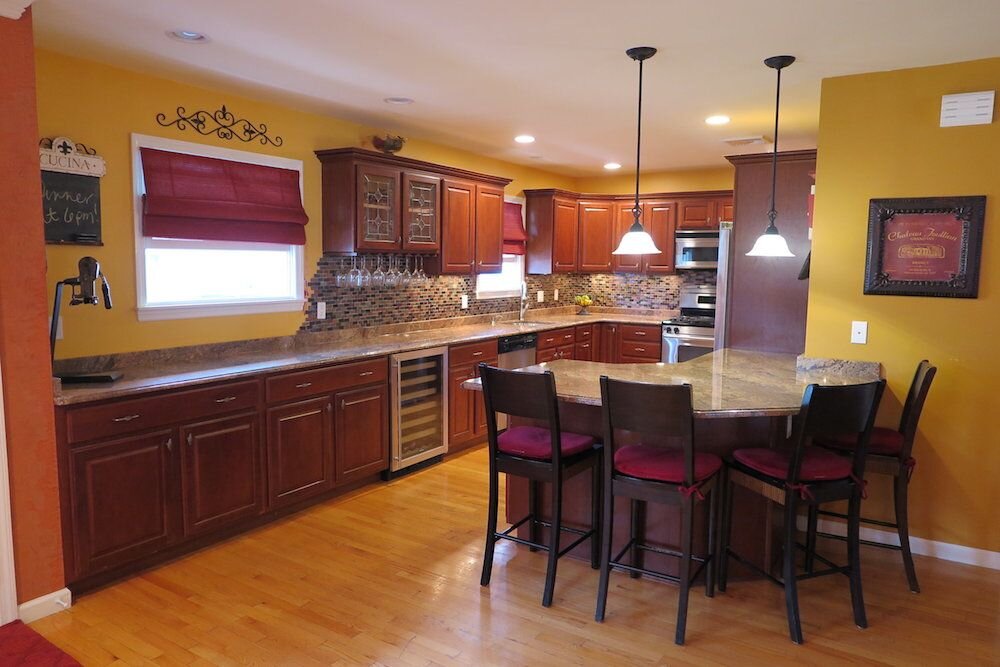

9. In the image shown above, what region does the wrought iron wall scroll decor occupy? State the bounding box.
[155,104,284,146]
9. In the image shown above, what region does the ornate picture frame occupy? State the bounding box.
[864,196,986,298]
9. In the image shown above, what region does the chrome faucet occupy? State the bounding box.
[519,282,529,321]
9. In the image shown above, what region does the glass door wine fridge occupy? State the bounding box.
[389,347,449,475]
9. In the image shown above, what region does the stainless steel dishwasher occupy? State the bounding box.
[496,333,537,429]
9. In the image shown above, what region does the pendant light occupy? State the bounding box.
[612,47,661,256]
[746,55,796,258]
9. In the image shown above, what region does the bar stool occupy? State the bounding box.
[594,377,722,646]
[811,360,936,592]
[478,364,602,608]
[718,380,885,644]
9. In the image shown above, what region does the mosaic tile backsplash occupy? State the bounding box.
[299,254,716,332]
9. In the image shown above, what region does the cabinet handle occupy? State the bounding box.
[165,437,173,452]
[113,414,140,423]
[295,382,313,389]
[187,433,193,447]
[635,347,646,352]
[633,331,646,336]
[581,343,590,349]
[342,395,380,408]
[358,370,375,377]
[214,396,237,403]
[472,351,483,357]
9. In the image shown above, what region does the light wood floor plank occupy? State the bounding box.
[31,446,998,666]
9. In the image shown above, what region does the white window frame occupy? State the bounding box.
[131,133,305,321]
[475,195,526,299]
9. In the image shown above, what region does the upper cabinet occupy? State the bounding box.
[677,195,733,230]
[315,148,510,273]
[526,189,731,275]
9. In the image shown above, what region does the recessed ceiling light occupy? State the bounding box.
[514,135,536,144]
[384,97,414,105]
[167,29,209,43]
[705,114,731,126]
[603,162,622,170]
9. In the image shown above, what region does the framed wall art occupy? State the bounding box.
[864,195,986,298]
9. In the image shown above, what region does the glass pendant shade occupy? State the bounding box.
[613,223,660,255]
[746,225,795,257]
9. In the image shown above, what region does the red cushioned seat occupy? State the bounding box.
[818,427,905,457]
[733,447,852,481]
[497,426,596,460]
[614,445,723,484]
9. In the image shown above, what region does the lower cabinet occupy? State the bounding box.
[448,340,497,450]
[267,396,335,509]
[334,384,389,484]
[181,413,263,536]
[67,429,178,577]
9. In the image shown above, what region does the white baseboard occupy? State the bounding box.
[798,516,1000,571]
[18,588,71,623]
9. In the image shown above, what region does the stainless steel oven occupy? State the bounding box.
[662,285,717,363]
[675,230,720,269]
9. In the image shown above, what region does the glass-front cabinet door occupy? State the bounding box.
[401,172,441,253]
[355,164,401,251]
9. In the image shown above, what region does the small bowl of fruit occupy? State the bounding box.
[574,294,593,315]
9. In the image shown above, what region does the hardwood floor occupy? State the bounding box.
[32,447,998,666]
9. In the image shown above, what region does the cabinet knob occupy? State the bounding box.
[165,437,173,452]
[187,433,193,447]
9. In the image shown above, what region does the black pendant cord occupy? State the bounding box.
[633,57,644,228]
[767,64,782,230]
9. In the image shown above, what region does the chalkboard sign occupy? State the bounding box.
[42,170,102,245]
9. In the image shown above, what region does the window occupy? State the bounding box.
[475,254,525,299]
[132,134,305,321]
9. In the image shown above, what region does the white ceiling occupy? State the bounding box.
[31,0,1000,176]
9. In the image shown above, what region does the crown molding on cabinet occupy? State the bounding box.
[0,1,34,20]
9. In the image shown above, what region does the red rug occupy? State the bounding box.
[0,620,80,666]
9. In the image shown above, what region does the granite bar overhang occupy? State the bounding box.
[463,349,882,418]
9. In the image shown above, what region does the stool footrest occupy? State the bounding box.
[816,530,903,551]
[495,513,596,555]
[610,538,711,586]
[817,508,898,529]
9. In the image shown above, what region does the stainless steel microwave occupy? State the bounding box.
[674,230,720,269]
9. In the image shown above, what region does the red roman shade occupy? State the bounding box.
[502,201,527,255]
[140,147,308,245]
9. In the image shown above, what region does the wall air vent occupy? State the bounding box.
[723,135,772,146]
[940,91,994,127]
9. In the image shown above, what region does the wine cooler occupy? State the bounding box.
[389,347,449,475]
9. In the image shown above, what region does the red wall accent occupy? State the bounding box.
[0,10,66,603]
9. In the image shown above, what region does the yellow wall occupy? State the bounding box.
[807,57,1000,552]
[35,50,577,358]
[575,165,733,194]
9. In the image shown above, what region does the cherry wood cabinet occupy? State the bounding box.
[316,148,511,270]
[448,340,498,452]
[526,189,731,274]
[441,179,476,274]
[267,396,334,509]
[577,200,614,272]
[67,430,178,578]
[475,184,505,273]
[334,384,389,484]
[180,413,262,537]
[58,356,392,590]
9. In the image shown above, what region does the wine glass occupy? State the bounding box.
[371,255,386,288]
[386,255,399,287]
[335,257,348,288]
[348,256,361,288]
[401,255,412,286]
[359,255,372,288]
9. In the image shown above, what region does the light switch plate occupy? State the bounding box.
[851,320,868,344]
[536,290,545,303]
[553,288,559,301]
[316,302,326,320]
[461,294,469,309]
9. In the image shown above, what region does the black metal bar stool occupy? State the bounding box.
[594,377,722,645]
[478,364,602,607]
[718,380,885,644]
[812,360,936,592]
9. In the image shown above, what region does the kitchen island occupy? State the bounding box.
[463,349,881,577]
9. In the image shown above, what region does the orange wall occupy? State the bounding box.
[807,58,1000,552]
[0,10,65,604]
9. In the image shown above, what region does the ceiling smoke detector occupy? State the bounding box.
[723,135,772,146]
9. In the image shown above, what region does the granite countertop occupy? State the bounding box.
[462,349,883,418]
[53,310,671,406]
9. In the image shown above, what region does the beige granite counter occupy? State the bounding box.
[463,349,882,418]
[53,309,672,406]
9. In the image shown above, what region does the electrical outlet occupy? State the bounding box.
[851,321,868,344]
[553,288,560,301]
[316,302,327,320]
[461,294,469,309]
[536,290,545,303]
